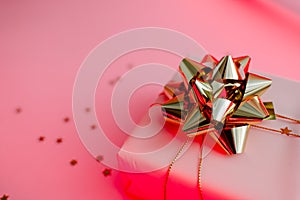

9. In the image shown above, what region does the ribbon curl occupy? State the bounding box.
[161,55,275,155]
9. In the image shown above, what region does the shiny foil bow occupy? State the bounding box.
[161,55,275,155]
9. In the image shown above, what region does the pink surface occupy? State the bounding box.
[1,0,300,199]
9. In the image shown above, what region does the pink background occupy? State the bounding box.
[1,0,300,199]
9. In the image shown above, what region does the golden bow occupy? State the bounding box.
[161,55,275,155]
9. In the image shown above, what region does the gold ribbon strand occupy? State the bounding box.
[164,136,204,200]
[198,142,204,200]
[164,137,192,200]
[253,114,300,137]
[276,114,300,124]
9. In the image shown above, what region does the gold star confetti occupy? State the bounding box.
[280,127,292,136]
[0,194,9,200]
[96,155,103,162]
[70,159,78,166]
[102,168,112,177]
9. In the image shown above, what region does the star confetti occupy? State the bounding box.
[85,107,91,113]
[90,124,97,130]
[109,80,115,85]
[15,107,22,114]
[109,76,121,85]
[56,138,63,144]
[96,155,104,162]
[280,127,292,136]
[64,117,70,123]
[127,63,134,69]
[0,194,9,200]
[38,136,45,142]
[70,159,78,166]
[102,168,112,177]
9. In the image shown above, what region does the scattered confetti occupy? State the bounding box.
[38,136,45,142]
[96,155,103,162]
[281,127,292,136]
[64,117,70,123]
[109,79,115,85]
[70,159,78,166]
[90,124,97,130]
[85,107,91,113]
[127,63,134,69]
[56,138,63,144]
[109,76,121,85]
[15,107,22,114]
[102,168,112,177]
[0,194,9,200]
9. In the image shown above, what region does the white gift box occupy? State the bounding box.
[117,75,300,200]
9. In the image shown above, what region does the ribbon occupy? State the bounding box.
[161,55,276,155]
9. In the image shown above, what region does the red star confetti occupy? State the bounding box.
[56,138,63,144]
[70,159,78,166]
[63,117,70,123]
[0,194,9,200]
[15,107,22,114]
[109,79,115,85]
[38,136,45,142]
[109,76,121,85]
[90,124,97,130]
[102,168,112,177]
[127,63,134,69]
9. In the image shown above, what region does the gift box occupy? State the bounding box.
[117,68,300,199]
